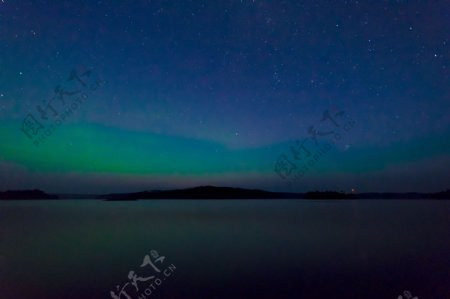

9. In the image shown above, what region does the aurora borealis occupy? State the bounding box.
[0,1,449,193]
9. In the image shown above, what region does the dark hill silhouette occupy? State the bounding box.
[1,187,449,200]
[98,186,450,201]
[98,186,356,201]
[98,186,291,200]
[0,189,58,200]
[356,190,450,199]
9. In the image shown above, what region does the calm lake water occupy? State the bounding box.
[0,200,449,299]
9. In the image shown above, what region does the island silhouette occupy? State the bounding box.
[1,186,449,200]
[0,189,58,200]
[97,186,450,200]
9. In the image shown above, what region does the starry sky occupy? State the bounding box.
[0,0,449,194]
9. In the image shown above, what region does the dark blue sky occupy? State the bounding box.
[0,0,449,193]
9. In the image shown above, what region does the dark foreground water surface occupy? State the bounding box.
[0,200,449,299]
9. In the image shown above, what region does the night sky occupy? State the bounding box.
[0,0,449,193]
